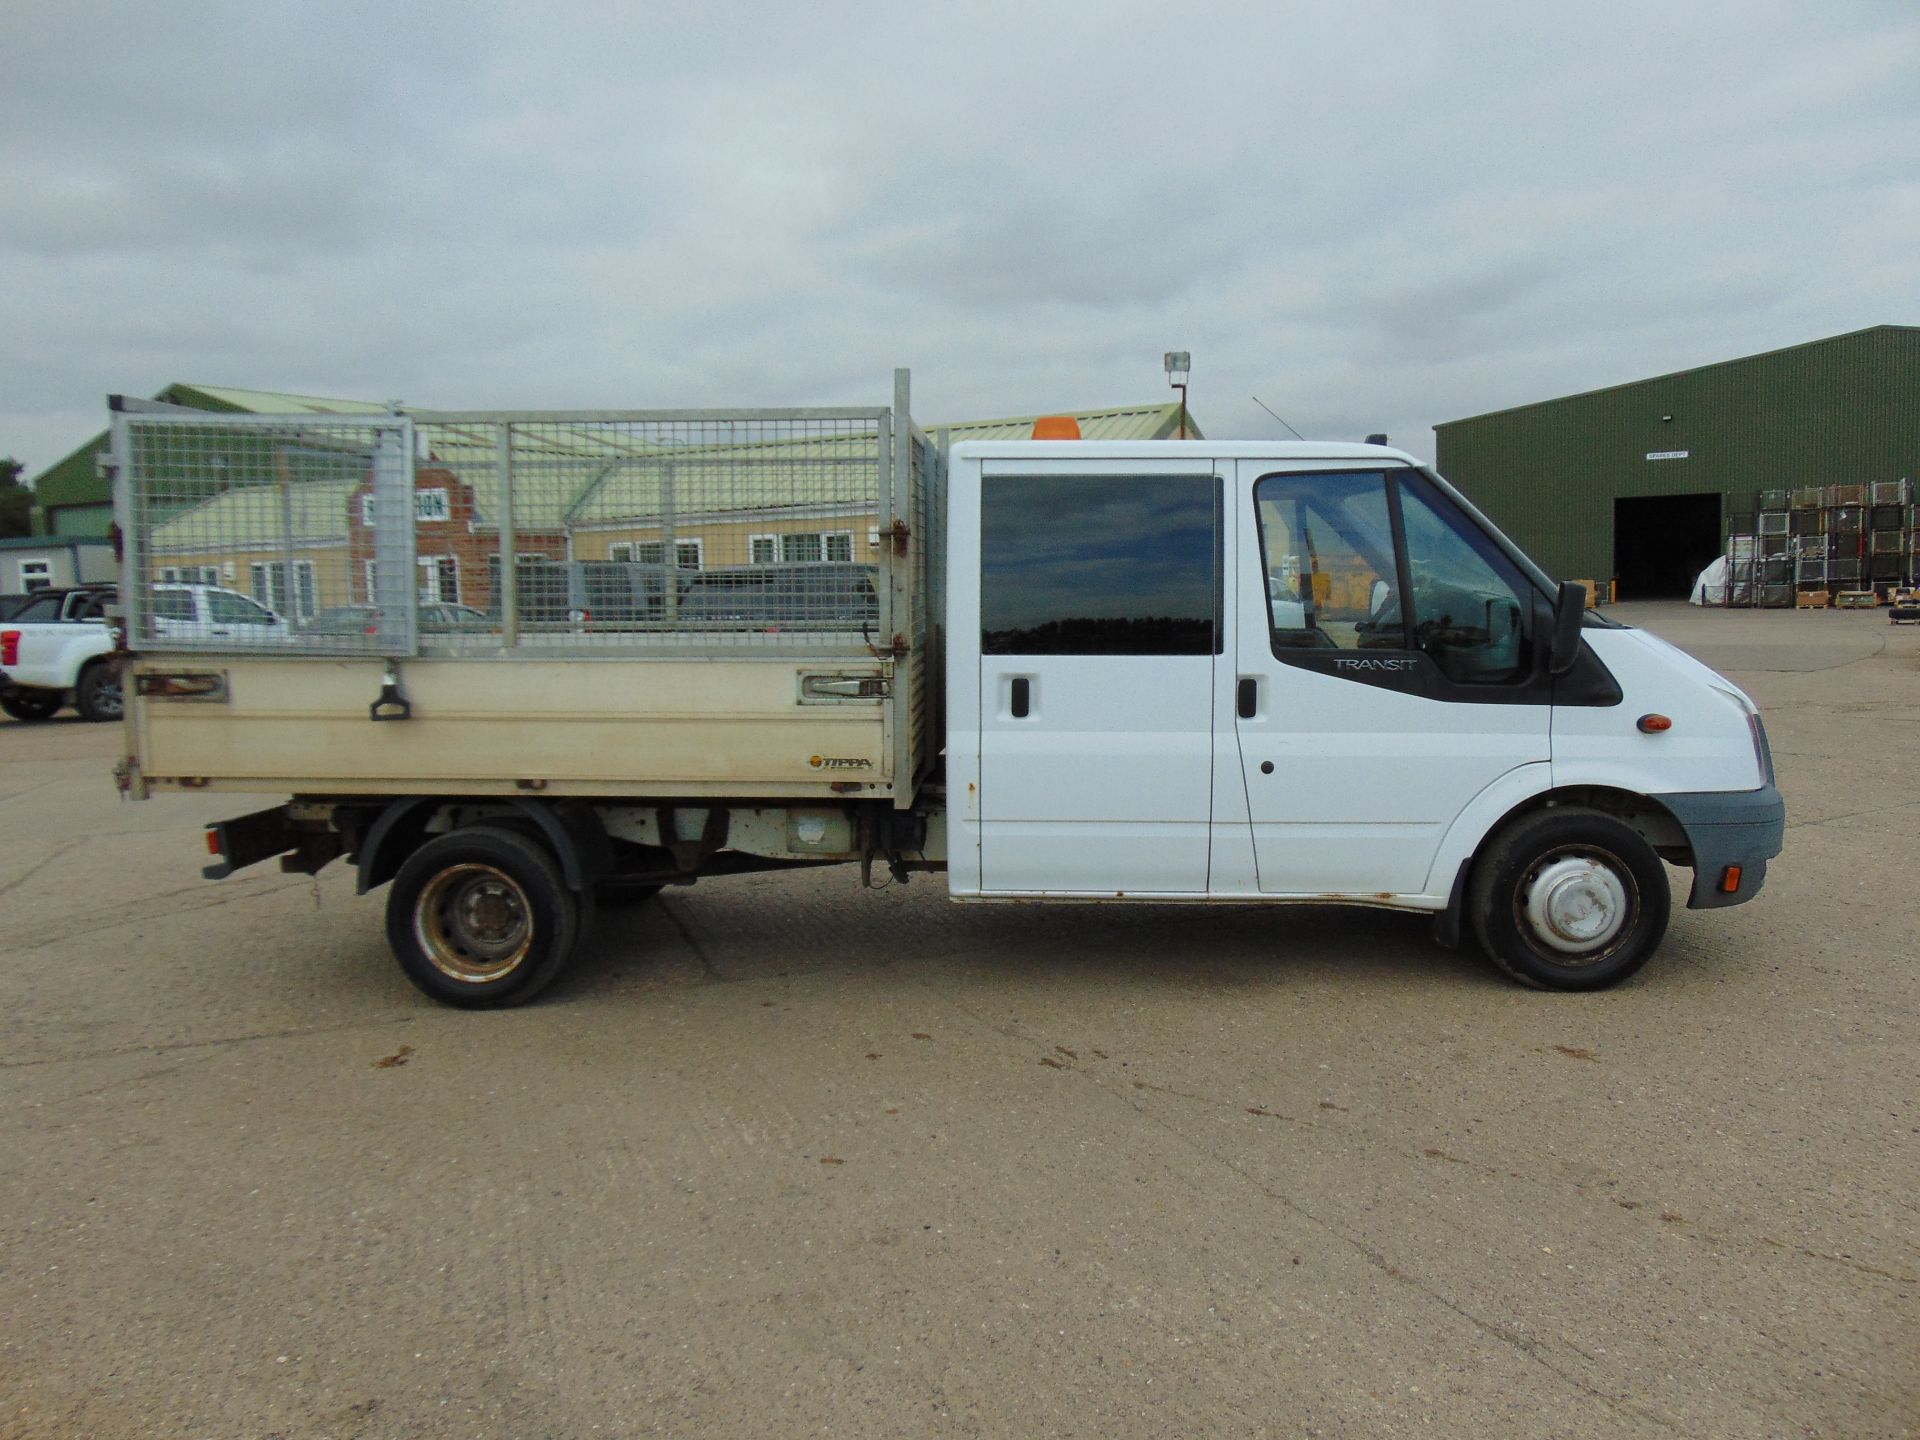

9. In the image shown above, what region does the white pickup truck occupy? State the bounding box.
[111,374,1784,1005]
[0,586,123,721]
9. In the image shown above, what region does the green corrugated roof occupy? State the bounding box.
[935,401,1200,442]
[158,384,393,416]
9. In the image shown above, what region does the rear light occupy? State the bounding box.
[0,631,17,667]
[205,828,223,857]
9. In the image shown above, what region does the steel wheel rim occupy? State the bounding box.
[1517,847,1633,964]
[415,863,534,983]
[96,678,123,719]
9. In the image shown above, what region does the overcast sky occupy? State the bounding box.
[3,1,1915,476]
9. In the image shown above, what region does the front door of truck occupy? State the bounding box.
[1231,463,1552,897]
[975,460,1223,894]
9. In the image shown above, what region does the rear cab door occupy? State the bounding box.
[949,449,1230,896]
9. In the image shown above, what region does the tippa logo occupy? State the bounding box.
[809,755,873,770]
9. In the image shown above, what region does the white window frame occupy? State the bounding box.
[417,554,459,604]
[770,530,854,564]
[19,559,52,592]
[248,560,317,620]
[780,532,822,565]
[630,539,704,570]
[748,533,778,565]
[607,542,634,562]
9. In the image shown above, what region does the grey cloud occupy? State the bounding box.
[3,0,1917,477]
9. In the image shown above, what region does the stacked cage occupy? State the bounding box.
[1731,479,1913,607]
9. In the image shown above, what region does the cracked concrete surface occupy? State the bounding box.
[0,601,1913,1438]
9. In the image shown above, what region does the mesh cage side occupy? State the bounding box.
[125,417,400,654]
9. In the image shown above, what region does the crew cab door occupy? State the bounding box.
[1231,464,1551,897]
[968,458,1225,894]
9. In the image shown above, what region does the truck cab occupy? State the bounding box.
[943,440,1783,990]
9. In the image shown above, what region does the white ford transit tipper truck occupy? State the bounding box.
[108,373,1782,1005]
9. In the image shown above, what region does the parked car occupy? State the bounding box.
[147,584,289,643]
[676,563,879,630]
[0,585,122,721]
[301,602,491,638]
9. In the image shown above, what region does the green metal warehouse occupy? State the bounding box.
[1433,325,1920,599]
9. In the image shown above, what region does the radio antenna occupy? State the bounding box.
[1251,395,1305,441]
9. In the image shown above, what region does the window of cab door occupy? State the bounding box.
[1252,468,1534,688]
[980,473,1222,657]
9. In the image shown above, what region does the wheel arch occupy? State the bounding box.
[356,796,612,895]
[1429,774,1689,948]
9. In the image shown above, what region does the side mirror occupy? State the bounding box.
[1548,580,1587,676]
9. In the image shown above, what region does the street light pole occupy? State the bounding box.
[1164,351,1191,439]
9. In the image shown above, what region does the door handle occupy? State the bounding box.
[1010,676,1030,719]
[1237,676,1258,719]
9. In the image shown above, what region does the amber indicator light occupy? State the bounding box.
[1637,714,1672,733]
[1719,865,1743,894]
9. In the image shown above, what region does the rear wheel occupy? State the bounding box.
[76,662,123,722]
[386,826,590,1008]
[1468,808,1670,991]
[0,689,62,722]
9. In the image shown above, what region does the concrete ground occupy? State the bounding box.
[0,601,1913,1439]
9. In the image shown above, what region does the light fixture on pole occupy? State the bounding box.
[1164,351,1191,439]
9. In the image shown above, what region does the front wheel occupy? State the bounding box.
[385,825,591,1008]
[0,689,63,722]
[1467,808,1671,991]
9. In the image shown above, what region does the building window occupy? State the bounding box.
[249,560,317,620]
[18,560,52,592]
[622,540,703,569]
[418,555,459,603]
[762,530,855,565]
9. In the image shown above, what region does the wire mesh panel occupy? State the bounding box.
[118,402,913,659]
[403,408,894,655]
[118,412,410,654]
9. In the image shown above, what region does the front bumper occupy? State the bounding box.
[1661,786,1786,909]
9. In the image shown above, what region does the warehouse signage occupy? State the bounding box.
[1645,449,1691,461]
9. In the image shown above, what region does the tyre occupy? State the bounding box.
[1467,807,1671,992]
[75,662,123,723]
[0,689,63,722]
[385,825,592,1008]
